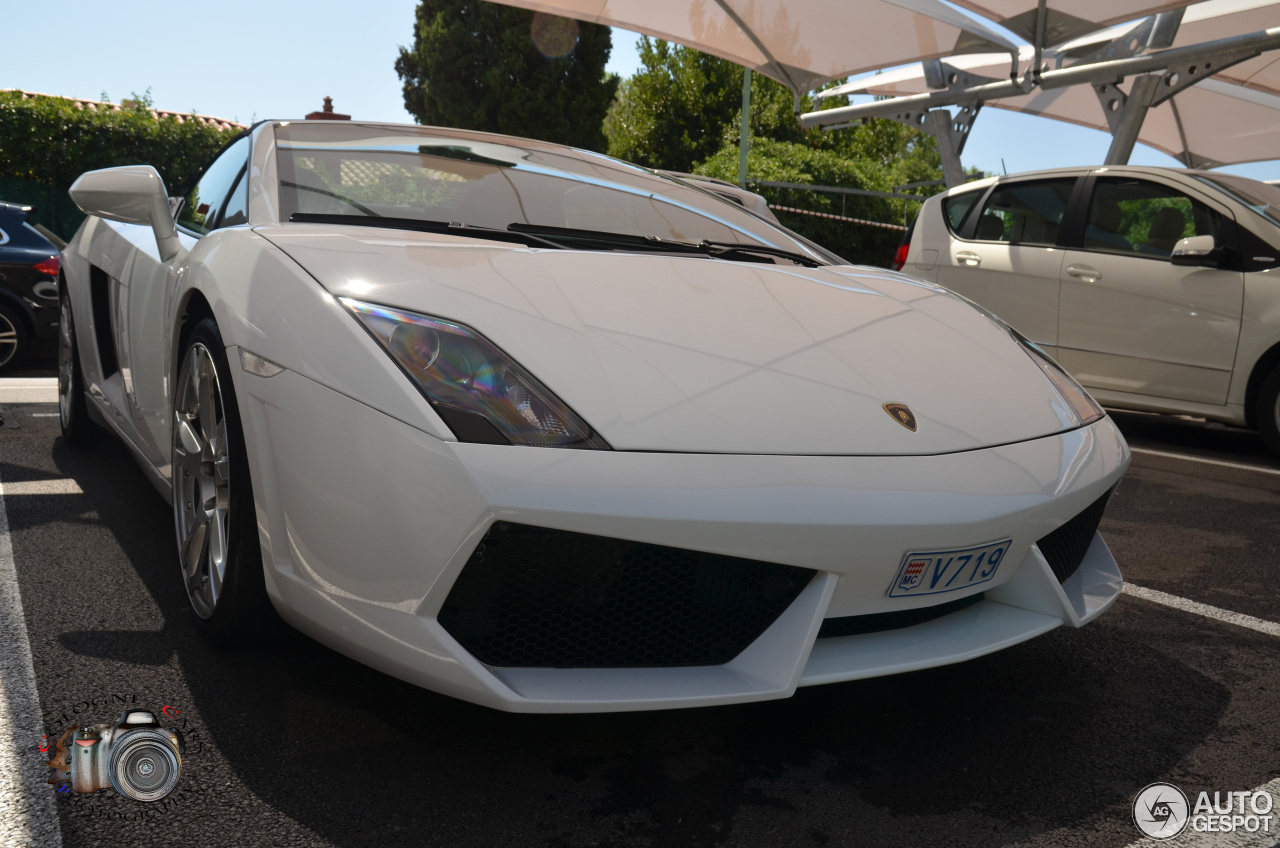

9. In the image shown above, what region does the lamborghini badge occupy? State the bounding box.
[883,403,917,432]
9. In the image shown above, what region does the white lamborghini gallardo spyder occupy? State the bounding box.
[59,120,1129,712]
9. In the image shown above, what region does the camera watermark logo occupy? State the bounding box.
[1133,783,1189,840]
[46,707,184,802]
[38,692,205,817]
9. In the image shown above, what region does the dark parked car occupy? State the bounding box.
[0,201,62,371]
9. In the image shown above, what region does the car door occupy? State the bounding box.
[1056,174,1243,406]
[935,176,1081,357]
[108,135,251,469]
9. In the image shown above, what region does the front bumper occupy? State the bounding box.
[234,360,1129,712]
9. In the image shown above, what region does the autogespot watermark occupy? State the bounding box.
[1132,782,1276,840]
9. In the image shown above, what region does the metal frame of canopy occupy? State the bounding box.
[801,5,1280,184]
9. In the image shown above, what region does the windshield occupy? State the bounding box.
[1196,173,1280,229]
[272,122,830,263]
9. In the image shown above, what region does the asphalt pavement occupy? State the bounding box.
[0,387,1277,848]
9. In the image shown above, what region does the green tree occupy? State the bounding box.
[396,0,617,152]
[691,77,942,266]
[695,137,912,265]
[604,38,743,171]
[603,40,943,264]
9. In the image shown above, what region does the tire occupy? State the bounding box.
[172,318,272,645]
[58,292,99,445]
[1257,364,1280,459]
[0,303,29,373]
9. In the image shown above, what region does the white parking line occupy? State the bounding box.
[0,480,83,496]
[0,378,59,405]
[1123,777,1280,848]
[1123,584,1280,639]
[1130,447,1280,477]
[0,480,63,847]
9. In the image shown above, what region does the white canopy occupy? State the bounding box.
[487,0,1018,94]
[949,0,1202,42]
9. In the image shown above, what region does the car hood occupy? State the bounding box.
[259,226,1081,455]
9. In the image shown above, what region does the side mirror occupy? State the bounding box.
[1171,234,1219,267]
[69,166,182,262]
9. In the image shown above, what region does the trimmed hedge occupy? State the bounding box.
[0,91,239,238]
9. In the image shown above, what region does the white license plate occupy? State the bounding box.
[887,539,1012,598]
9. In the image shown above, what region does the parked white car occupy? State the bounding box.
[896,166,1280,456]
[60,121,1128,712]
[655,171,781,223]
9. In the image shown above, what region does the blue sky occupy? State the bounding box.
[3,0,1276,182]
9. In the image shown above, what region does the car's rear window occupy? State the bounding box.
[941,188,984,234]
[272,122,826,261]
[974,179,1075,246]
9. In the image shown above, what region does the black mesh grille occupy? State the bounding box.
[817,593,984,639]
[1036,487,1115,585]
[438,522,815,668]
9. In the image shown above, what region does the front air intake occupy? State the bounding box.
[438,522,815,668]
[1036,487,1115,585]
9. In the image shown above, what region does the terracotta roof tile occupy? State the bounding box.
[2,90,247,131]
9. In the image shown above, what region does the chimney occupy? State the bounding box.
[305,96,351,121]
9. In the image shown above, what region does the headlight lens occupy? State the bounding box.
[1011,329,1105,427]
[343,298,610,449]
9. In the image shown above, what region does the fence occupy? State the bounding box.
[746,180,935,267]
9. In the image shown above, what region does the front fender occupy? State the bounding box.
[170,228,453,443]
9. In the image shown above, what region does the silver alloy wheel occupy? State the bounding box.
[58,298,74,426]
[0,309,17,369]
[173,342,232,619]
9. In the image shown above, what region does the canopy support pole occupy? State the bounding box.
[1031,0,1048,82]
[926,111,968,187]
[1099,74,1162,165]
[738,69,752,187]
[828,60,987,188]
[825,96,981,188]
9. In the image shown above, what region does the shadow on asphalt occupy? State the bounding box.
[1108,410,1277,469]
[10,426,1237,848]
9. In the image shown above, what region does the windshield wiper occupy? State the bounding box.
[507,224,822,267]
[289,213,565,250]
[281,182,381,217]
[698,240,821,268]
[506,223,705,255]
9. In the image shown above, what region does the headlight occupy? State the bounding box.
[1010,328,1105,427]
[342,298,610,449]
